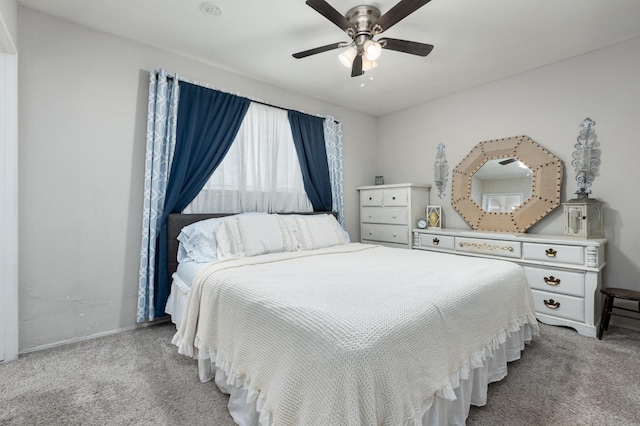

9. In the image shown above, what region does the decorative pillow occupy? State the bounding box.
[215,216,246,259]
[292,214,348,250]
[216,214,299,259]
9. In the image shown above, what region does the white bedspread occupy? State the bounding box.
[173,243,538,425]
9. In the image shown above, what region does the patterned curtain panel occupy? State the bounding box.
[324,117,344,226]
[137,69,179,323]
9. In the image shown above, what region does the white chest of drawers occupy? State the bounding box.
[357,183,430,249]
[413,228,607,337]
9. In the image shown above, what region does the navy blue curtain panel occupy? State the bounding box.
[288,110,333,212]
[154,81,251,316]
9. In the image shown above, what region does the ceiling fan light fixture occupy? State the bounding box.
[363,40,382,61]
[338,46,357,68]
[294,0,435,79]
[362,60,378,71]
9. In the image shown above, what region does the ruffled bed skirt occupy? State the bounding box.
[193,321,537,426]
[165,282,189,329]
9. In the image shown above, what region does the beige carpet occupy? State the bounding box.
[1,321,639,425]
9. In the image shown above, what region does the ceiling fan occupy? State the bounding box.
[293,0,434,77]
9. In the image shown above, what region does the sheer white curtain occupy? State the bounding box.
[184,102,313,214]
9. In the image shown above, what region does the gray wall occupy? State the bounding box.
[0,0,17,52]
[17,7,377,351]
[377,37,640,321]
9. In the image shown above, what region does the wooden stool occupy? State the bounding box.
[598,287,640,339]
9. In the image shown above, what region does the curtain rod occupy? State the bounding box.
[162,74,340,124]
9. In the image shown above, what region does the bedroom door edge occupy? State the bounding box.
[0,52,19,363]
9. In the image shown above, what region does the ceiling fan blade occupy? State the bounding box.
[379,38,434,56]
[374,0,432,33]
[351,54,363,77]
[305,0,355,33]
[293,42,346,59]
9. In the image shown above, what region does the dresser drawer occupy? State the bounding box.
[382,188,408,206]
[522,242,583,265]
[362,240,408,249]
[360,190,383,207]
[418,233,455,250]
[361,224,409,245]
[455,237,521,258]
[531,289,584,322]
[361,207,408,225]
[523,266,585,297]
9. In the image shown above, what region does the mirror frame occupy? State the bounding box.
[451,135,563,233]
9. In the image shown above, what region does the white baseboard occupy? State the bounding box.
[18,317,171,356]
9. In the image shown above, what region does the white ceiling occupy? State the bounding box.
[17,0,640,116]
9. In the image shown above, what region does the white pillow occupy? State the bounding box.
[240,215,297,256]
[177,217,227,263]
[215,216,246,259]
[177,212,268,263]
[292,214,348,250]
[216,214,299,259]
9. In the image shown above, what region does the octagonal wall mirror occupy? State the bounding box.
[451,135,563,233]
[472,159,532,212]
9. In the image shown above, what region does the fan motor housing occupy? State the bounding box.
[346,5,381,42]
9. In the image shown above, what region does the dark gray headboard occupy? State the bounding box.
[166,211,338,281]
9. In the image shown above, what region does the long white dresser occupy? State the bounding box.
[357,183,430,249]
[413,228,607,337]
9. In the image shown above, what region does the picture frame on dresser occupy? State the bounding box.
[426,206,441,229]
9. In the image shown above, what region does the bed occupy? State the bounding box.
[167,212,538,426]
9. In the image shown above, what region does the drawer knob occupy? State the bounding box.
[392,196,396,200]
[433,238,440,246]
[369,197,372,201]
[368,214,373,218]
[543,299,561,310]
[393,233,397,238]
[545,248,557,258]
[544,276,561,286]
[369,231,373,236]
